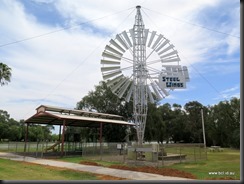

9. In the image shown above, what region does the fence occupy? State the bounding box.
[0,142,207,166]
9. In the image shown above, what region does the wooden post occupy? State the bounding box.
[36,141,39,158]
[24,123,29,155]
[61,120,66,157]
[99,123,103,160]
[180,146,182,163]
[201,108,206,149]
[58,125,61,151]
[161,145,164,166]
[194,146,196,162]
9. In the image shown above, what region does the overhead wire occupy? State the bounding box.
[2,4,239,117]
[0,7,134,48]
[22,7,136,119]
[142,7,240,39]
[141,7,238,102]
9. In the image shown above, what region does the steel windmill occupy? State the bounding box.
[101,6,189,145]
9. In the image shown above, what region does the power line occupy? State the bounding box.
[142,6,236,102]
[0,7,134,48]
[143,7,240,39]
[23,8,136,119]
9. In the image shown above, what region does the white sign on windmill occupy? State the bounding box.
[159,65,190,89]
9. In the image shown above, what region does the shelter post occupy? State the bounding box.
[61,120,66,157]
[99,123,103,160]
[24,123,29,155]
[58,125,61,151]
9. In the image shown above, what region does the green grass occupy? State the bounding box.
[166,148,240,180]
[0,158,100,180]
[58,156,122,167]
[57,148,240,180]
[1,145,240,180]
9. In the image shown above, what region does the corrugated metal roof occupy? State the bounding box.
[36,105,124,120]
[25,111,134,128]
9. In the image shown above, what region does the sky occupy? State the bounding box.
[0,0,240,128]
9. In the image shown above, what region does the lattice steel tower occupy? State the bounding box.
[133,6,148,145]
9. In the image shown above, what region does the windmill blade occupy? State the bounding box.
[147,31,156,48]
[161,57,180,63]
[101,59,120,65]
[147,85,155,103]
[158,44,175,55]
[155,81,167,98]
[103,71,122,80]
[106,74,123,87]
[101,66,120,72]
[155,39,170,52]
[117,79,132,98]
[160,50,178,59]
[111,77,127,93]
[151,82,162,100]
[102,51,121,60]
[129,29,135,44]
[122,31,133,48]
[109,39,125,53]
[155,81,169,96]
[116,34,129,50]
[125,83,134,102]
[144,29,149,45]
[152,34,163,49]
[182,66,190,81]
[105,45,123,56]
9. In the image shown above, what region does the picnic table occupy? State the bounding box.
[209,146,224,152]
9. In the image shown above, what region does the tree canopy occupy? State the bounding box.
[75,81,240,148]
[0,81,240,149]
[76,81,134,142]
[0,110,54,142]
[0,62,12,86]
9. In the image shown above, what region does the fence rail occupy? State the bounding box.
[0,141,207,166]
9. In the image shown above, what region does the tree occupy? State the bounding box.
[0,63,12,86]
[184,101,205,143]
[144,103,157,142]
[170,104,188,143]
[206,98,240,148]
[158,103,172,143]
[77,81,134,142]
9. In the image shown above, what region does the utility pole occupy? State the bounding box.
[201,108,206,148]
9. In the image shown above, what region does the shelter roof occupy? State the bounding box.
[25,105,134,128]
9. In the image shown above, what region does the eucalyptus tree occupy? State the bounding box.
[0,63,12,86]
[77,81,134,142]
[184,101,205,143]
[206,98,240,148]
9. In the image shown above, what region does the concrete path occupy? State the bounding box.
[0,152,194,181]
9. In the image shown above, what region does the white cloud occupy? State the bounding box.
[0,0,240,121]
[213,84,240,101]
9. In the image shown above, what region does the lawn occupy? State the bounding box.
[1,147,240,180]
[57,147,240,180]
[0,158,121,180]
[166,148,240,180]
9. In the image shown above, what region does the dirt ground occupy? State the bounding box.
[79,161,237,180]
[79,161,196,179]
